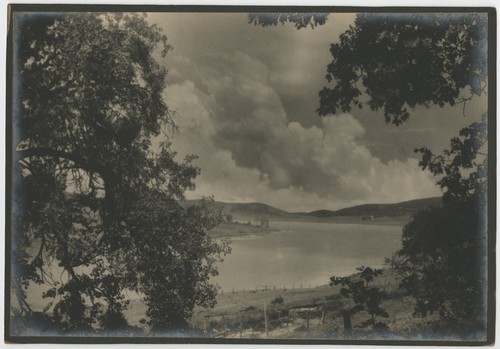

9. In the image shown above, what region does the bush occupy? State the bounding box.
[271,296,284,305]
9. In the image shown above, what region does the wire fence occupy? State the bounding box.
[219,279,393,295]
[194,301,326,339]
[193,278,397,338]
[220,283,322,295]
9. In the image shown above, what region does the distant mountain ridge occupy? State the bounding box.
[186,197,442,220]
[307,197,442,218]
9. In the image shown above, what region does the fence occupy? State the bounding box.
[193,278,396,339]
[220,283,321,295]
[219,279,393,295]
[196,301,324,339]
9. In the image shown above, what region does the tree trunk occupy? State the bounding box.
[343,311,352,339]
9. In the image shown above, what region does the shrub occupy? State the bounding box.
[271,296,284,305]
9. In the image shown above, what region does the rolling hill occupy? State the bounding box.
[186,197,442,221]
[306,197,442,218]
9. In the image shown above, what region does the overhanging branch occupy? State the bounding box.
[16,147,110,179]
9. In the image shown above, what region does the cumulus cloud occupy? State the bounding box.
[144,12,488,212]
[165,51,440,211]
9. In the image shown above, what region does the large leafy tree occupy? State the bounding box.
[248,12,328,29]
[396,113,488,326]
[317,13,488,125]
[11,13,229,333]
[318,13,489,329]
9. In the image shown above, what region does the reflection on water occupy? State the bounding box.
[214,221,403,292]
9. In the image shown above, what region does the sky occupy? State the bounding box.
[147,12,487,212]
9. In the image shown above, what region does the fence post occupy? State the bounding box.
[239,311,243,339]
[222,314,226,338]
[264,302,269,339]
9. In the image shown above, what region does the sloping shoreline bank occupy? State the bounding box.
[209,215,409,239]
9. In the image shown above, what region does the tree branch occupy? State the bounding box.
[17,147,110,180]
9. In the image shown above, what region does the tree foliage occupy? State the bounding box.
[313,13,489,328]
[248,13,328,29]
[12,13,230,333]
[317,13,488,125]
[416,113,488,206]
[396,113,488,324]
[331,267,388,332]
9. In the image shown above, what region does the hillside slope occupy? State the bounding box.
[184,200,290,218]
[307,197,442,218]
[186,197,442,221]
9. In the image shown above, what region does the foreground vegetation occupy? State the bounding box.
[190,268,485,340]
[77,267,480,340]
[10,12,231,335]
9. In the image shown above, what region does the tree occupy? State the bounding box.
[331,267,388,337]
[317,13,487,125]
[396,113,488,325]
[11,13,230,333]
[316,13,489,328]
[248,12,328,29]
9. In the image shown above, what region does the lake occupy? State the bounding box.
[214,221,403,292]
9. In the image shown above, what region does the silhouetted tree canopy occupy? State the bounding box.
[397,113,488,325]
[397,201,486,323]
[12,13,230,333]
[317,13,488,125]
[314,13,489,328]
[248,13,328,29]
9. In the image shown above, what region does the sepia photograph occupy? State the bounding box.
[5,5,495,344]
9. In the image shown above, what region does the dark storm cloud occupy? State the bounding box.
[162,51,440,209]
[147,13,484,210]
[152,12,351,128]
[170,50,344,195]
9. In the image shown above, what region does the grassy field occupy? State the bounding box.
[184,269,452,340]
[186,270,479,341]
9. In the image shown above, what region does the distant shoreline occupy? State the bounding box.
[209,222,278,239]
[209,216,408,238]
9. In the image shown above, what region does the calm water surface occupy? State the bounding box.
[214,221,403,292]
